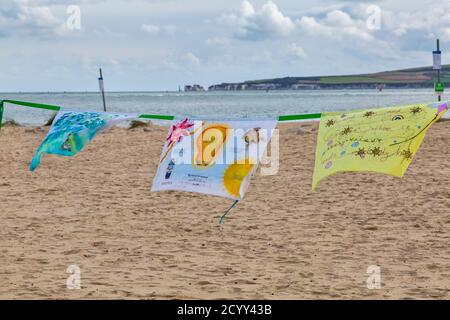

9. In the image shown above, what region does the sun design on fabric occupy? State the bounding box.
[222,161,254,197]
[194,124,230,168]
[392,115,404,121]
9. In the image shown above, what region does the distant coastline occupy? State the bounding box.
[0,88,442,95]
[1,64,448,94]
[207,65,450,91]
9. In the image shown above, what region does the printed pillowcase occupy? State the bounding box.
[30,110,137,171]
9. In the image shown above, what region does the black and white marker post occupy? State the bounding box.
[433,39,443,102]
[98,68,107,112]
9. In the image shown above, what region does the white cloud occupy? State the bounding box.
[369,3,450,41]
[206,36,230,46]
[185,52,200,66]
[298,10,372,41]
[20,6,60,28]
[325,10,353,27]
[219,1,295,40]
[141,24,176,35]
[2,0,450,92]
[141,24,160,33]
[164,25,176,35]
[442,28,450,41]
[0,0,62,37]
[240,0,255,17]
[288,43,307,59]
[248,50,272,63]
[297,16,332,37]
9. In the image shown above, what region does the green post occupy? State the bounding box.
[0,100,4,130]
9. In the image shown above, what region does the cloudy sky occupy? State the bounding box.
[0,0,449,91]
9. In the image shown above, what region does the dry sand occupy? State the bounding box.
[1,120,450,300]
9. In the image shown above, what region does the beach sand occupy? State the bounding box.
[1,121,450,300]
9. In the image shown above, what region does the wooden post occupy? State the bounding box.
[98,68,107,112]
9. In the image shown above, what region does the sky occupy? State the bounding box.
[0,0,449,91]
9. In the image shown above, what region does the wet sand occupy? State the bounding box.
[1,121,450,299]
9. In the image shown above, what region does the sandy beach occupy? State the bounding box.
[1,120,450,299]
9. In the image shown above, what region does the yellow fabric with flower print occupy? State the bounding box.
[312,104,446,190]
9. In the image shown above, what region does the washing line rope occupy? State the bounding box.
[0,99,322,126]
[1,98,447,128]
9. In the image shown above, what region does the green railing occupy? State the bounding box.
[0,99,323,129]
[1,98,447,130]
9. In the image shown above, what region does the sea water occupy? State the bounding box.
[0,89,444,125]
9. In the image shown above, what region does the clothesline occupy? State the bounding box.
[0,99,322,129]
[1,98,447,129]
[1,98,448,211]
